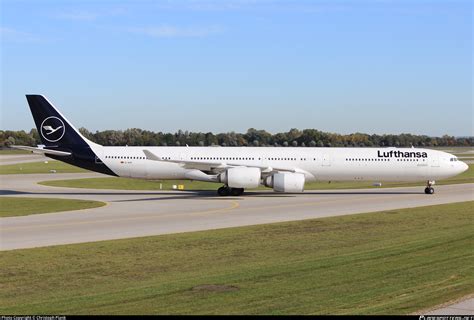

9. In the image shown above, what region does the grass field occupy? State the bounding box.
[0,149,30,155]
[0,201,472,314]
[0,197,106,217]
[0,160,88,174]
[38,164,474,191]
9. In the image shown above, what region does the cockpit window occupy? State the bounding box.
[450,158,458,162]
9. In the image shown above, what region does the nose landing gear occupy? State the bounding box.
[424,180,435,194]
[217,186,244,196]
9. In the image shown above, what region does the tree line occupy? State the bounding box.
[1,127,472,148]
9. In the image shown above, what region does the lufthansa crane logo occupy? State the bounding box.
[40,116,65,142]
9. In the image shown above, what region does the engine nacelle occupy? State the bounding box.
[264,172,305,193]
[218,167,261,188]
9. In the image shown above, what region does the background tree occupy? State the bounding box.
[0,128,471,148]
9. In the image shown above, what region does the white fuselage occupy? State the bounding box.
[96,146,467,183]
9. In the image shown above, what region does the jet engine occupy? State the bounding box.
[263,172,305,193]
[218,167,261,188]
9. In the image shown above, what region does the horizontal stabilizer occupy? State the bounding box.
[11,145,72,157]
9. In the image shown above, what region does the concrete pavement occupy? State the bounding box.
[1,173,473,250]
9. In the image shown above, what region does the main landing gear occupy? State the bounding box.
[424,180,435,195]
[217,186,244,196]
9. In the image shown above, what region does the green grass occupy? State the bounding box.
[0,149,30,154]
[0,201,472,314]
[0,160,88,174]
[39,164,474,191]
[0,197,106,217]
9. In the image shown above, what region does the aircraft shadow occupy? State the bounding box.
[110,189,423,202]
[1,189,423,203]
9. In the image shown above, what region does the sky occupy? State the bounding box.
[1,0,472,137]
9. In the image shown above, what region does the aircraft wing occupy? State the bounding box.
[11,145,72,157]
[142,149,302,174]
[143,149,226,171]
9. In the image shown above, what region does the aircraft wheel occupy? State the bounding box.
[424,187,434,195]
[218,186,230,196]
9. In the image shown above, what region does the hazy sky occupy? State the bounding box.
[1,0,472,136]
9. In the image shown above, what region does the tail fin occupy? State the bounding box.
[24,95,116,176]
[26,94,95,148]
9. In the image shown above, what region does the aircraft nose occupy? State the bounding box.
[460,161,469,173]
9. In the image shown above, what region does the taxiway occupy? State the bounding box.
[1,173,472,250]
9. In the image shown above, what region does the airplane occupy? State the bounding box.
[13,95,468,196]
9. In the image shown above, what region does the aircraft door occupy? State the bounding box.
[322,154,331,166]
[431,156,440,167]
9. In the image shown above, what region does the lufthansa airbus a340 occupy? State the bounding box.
[14,95,468,196]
